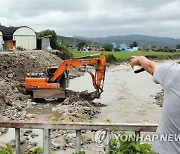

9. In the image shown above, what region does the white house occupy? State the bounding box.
[13,26,36,50]
[2,26,36,50]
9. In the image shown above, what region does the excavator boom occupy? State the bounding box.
[50,53,106,90]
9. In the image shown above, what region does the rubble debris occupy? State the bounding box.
[154,90,164,107]
[0,128,7,135]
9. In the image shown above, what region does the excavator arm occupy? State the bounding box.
[49,53,106,92]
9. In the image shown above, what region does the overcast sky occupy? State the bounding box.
[1,0,180,38]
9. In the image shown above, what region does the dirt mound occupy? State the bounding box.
[0,51,62,105]
[0,50,82,110]
[51,50,72,60]
[0,51,61,81]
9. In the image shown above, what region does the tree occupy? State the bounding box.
[102,44,112,51]
[176,44,180,49]
[114,48,120,51]
[130,41,138,48]
[77,42,87,49]
[37,29,71,58]
[37,29,58,49]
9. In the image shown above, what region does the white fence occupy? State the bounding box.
[0,120,158,154]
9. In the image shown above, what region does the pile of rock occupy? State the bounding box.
[51,90,106,122]
[154,90,164,107]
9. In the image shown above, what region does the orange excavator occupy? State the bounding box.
[25,53,106,100]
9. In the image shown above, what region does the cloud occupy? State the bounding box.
[1,0,180,38]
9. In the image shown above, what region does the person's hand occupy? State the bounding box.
[129,56,141,68]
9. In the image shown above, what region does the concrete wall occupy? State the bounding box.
[13,27,36,50]
[0,31,3,51]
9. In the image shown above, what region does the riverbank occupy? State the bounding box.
[71,51,180,62]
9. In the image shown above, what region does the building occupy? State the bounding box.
[39,35,52,51]
[90,45,99,51]
[111,43,117,51]
[119,43,127,51]
[128,47,139,52]
[0,30,3,51]
[0,25,36,50]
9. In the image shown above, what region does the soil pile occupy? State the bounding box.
[0,51,60,81]
[0,51,58,111]
[50,50,71,60]
[0,50,83,111]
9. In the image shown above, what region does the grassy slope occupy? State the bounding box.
[71,51,180,61]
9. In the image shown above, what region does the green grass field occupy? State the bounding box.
[71,51,180,61]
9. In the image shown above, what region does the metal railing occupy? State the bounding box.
[0,120,158,154]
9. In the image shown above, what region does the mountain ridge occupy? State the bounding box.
[75,34,180,48]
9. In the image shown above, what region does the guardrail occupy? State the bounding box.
[0,120,158,154]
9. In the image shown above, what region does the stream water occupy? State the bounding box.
[68,64,162,124]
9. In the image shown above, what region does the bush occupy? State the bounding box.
[156,48,176,52]
[106,54,118,63]
[73,151,85,154]
[109,132,157,154]
[0,144,14,154]
[27,147,43,154]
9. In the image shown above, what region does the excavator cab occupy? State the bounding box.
[46,66,58,77]
[46,66,70,89]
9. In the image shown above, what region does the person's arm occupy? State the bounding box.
[130,56,158,75]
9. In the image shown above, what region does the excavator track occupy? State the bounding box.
[32,89,100,102]
[33,89,66,99]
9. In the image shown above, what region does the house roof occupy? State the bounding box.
[2,26,18,40]
[0,25,7,30]
[0,29,3,35]
[1,25,36,40]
